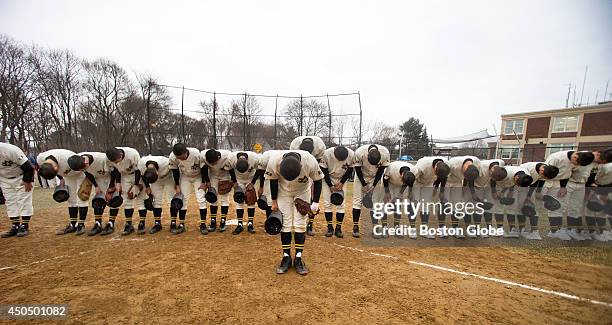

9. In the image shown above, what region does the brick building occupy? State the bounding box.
[497,102,612,164]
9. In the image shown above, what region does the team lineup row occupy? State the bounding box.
[1,137,611,274]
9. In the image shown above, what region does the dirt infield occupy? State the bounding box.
[1,188,611,324]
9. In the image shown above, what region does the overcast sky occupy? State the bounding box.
[1,0,610,139]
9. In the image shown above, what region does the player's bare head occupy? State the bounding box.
[280,152,302,181]
[490,166,507,181]
[400,167,416,186]
[514,171,533,187]
[433,160,450,179]
[464,164,479,182]
[172,143,188,159]
[68,155,86,171]
[39,161,58,180]
[236,152,249,173]
[105,148,123,163]
[570,151,594,166]
[299,138,314,154]
[205,149,221,164]
[540,164,559,179]
[333,146,349,161]
[367,145,381,165]
[143,161,159,184]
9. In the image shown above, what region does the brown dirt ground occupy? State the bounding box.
[0,187,611,324]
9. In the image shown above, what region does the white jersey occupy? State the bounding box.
[353,144,391,179]
[447,156,481,186]
[319,147,354,182]
[109,147,140,175]
[520,162,546,185]
[169,147,202,178]
[570,162,597,184]
[201,149,231,180]
[384,161,420,187]
[475,159,505,187]
[256,150,278,171]
[79,152,112,178]
[595,162,612,186]
[289,136,326,161]
[37,149,80,177]
[495,165,530,188]
[224,151,260,182]
[138,155,171,180]
[0,142,29,179]
[265,150,323,196]
[544,150,574,181]
[415,156,448,186]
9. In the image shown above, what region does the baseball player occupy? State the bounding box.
[382,160,419,238]
[224,151,260,234]
[319,146,354,238]
[544,150,595,240]
[0,142,34,238]
[519,161,560,240]
[266,150,323,275]
[37,148,88,235]
[591,150,611,241]
[415,156,451,238]
[253,150,277,218]
[104,147,143,236]
[289,135,326,235]
[446,156,481,238]
[352,144,390,238]
[489,165,533,238]
[474,159,506,237]
[138,155,174,234]
[201,149,233,232]
[67,152,114,235]
[169,143,207,235]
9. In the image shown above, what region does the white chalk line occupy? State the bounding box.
[332,243,612,308]
[0,250,92,272]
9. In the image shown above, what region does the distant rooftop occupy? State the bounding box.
[501,101,612,118]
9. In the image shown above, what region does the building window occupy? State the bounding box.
[499,145,520,159]
[551,115,578,133]
[503,119,524,135]
[546,143,575,157]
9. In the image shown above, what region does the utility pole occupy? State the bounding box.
[565,83,571,108]
[579,65,588,106]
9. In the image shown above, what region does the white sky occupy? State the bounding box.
[1,0,610,139]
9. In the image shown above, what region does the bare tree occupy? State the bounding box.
[283,98,330,137]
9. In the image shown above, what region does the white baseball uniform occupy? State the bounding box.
[37,149,87,208]
[256,150,285,206]
[265,150,323,232]
[0,142,33,217]
[289,136,327,161]
[544,150,578,218]
[138,155,173,209]
[79,152,113,193]
[382,161,420,200]
[319,147,354,213]
[224,151,260,209]
[415,156,448,205]
[352,145,390,209]
[201,149,232,207]
[108,147,143,210]
[169,147,206,210]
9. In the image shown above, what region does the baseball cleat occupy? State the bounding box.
[294,257,309,275]
[591,232,608,242]
[334,226,344,238]
[122,224,135,236]
[75,224,85,236]
[137,223,146,235]
[372,229,381,239]
[219,220,227,232]
[1,225,19,238]
[547,229,571,241]
[523,230,542,240]
[567,229,585,241]
[503,228,520,238]
[306,223,315,236]
[247,223,255,234]
[199,224,209,235]
[325,225,333,237]
[170,222,177,233]
[172,224,185,234]
[57,224,76,235]
[352,226,360,238]
[579,230,592,240]
[149,223,162,234]
[208,220,217,232]
[16,225,29,237]
[276,256,292,274]
[603,230,612,241]
[88,223,102,236]
[100,223,114,236]
[232,225,244,235]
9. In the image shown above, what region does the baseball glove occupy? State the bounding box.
[0,187,5,205]
[78,178,93,201]
[245,185,257,205]
[218,180,234,195]
[294,198,314,216]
